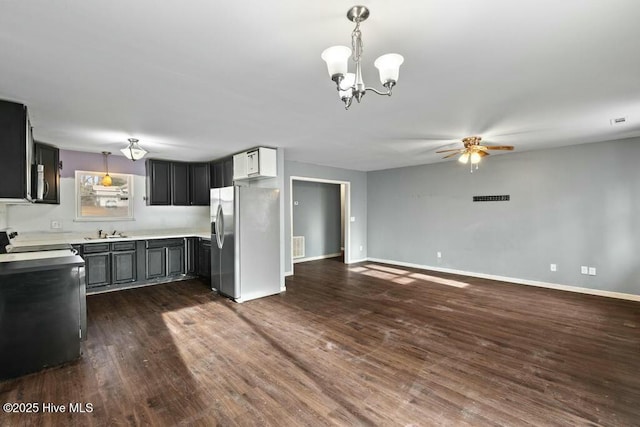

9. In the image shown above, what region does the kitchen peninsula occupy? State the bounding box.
[0,249,85,380]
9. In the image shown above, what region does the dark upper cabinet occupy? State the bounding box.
[33,142,60,204]
[147,159,210,206]
[211,157,233,189]
[189,162,210,205]
[146,159,171,205]
[171,162,189,206]
[0,100,31,201]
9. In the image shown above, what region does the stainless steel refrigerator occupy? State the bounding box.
[210,186,281,302]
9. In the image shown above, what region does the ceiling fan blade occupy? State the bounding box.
[484,146,514,150]
[435,148,463,153]
[478,150,490,157]
[442,152,462,159]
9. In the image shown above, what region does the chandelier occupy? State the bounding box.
[120,138,147,161]
[321,5,404,110]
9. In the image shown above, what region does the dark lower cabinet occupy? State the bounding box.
[146,247,167,279]
[111,241,136,284]
[83,243,111,290]
[186,237,198,274]
[146,238,185,280]
[198,239,211,278]
[83,238,196,294]
[167,245,185,276]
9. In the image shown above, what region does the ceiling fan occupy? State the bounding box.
[436,136,514,171]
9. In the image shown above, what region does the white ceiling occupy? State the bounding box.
[1,0,639,171]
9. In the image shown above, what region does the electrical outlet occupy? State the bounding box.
[588,267,597,276]
[580,266,588,275]
[437,251,442,258]
[50,220,62,229]
[350,217,356,222]
[550,263,557,272]
[293,200,299,206]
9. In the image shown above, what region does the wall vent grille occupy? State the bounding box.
[473,195,510,202]
[292,236,305,258]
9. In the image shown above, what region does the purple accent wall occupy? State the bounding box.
[59,149,146,178]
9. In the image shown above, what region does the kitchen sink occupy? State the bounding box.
[84,235,127,241]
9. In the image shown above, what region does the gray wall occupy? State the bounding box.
[292,181,341,259]
[367,137,640,295]
[284,160,367,274]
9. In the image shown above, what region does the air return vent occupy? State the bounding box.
[292,236,305,258]
[473,195,510,202]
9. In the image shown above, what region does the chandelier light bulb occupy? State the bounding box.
[470,151,482,164]
[121,138,148,161]
[458,152,470,164]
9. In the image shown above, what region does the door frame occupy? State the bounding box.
[289,176,351,274]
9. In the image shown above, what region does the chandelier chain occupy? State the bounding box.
[351,21,363,62]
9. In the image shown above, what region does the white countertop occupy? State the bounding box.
[8,228,211,248]
[0,249,77,263]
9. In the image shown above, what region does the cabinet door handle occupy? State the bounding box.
[43,180,49,197]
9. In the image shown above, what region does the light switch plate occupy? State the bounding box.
[581,266,588,275]
[588,267,597,276]
[550,263,557,272]
[437,251,442,258]
[350,217,356,222]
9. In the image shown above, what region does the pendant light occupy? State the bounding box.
[120,138,147,161]
[102,151,112,186]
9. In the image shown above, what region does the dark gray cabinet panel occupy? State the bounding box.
[189,163,210,205]
[33,142,60,204]
[112,251,136,284]
[85,252,110,289]
[198,239,211,278]
[0,100,30,200]
[167,245,185,276]
[146,159,171,205]
[146,247,166,279]
[211,157,233,188]
[186,237,198,274]
[171,162,189,206]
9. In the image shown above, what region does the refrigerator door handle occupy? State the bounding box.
[215,204,224,249]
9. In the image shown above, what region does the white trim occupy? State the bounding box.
[235,289,284,303]
[293,252,342,264]
[289,176,351,275]
[366,257,640,302]
[284,271,293,277]
[347,257,368,264]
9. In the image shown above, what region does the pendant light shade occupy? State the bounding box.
[120,138,147,161]
[321,46,352,79]
[101,151,112,186]
[458,152,470,164]
[374,53,404,85]
[470,151,482,164]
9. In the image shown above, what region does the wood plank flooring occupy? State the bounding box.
[1,258,639,426]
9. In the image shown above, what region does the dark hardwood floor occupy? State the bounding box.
[1,259,639,426]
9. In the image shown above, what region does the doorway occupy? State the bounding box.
[290,176,350,274]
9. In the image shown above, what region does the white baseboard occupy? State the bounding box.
[366,257,640,302]
[235,288,283,303]
[347,257,368,264]
[293,253,342,264]
[284,271,293,277]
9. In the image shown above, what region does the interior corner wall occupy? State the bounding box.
[284,160,367,274]
[366,137,640,296]
[6,149,209,234]
[292,180,341,259]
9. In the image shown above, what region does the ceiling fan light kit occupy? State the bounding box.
[438,136,515,172]
[321,5,404,110]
